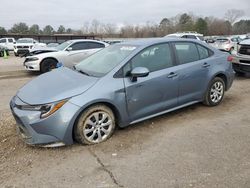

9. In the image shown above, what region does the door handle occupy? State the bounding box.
[203,62,210,68]
[167,72,178,78]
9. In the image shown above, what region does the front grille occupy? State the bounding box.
[17,46,29,49]
[239,60,250,64]
[239,45,250,55]
[17,49,29,54]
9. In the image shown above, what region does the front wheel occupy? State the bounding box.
[74,105,116,145]
[40,59,57,73]
[203,77,225,106]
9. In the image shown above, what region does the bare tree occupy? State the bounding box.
[225,9,245,24]
[81,22,90,34]
[103,23,117,35]
[90,19,103,34]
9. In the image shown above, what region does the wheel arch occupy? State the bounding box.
[70,101,123,142]
[212,72,228,90]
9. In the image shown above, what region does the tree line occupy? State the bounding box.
[0,9,249,37]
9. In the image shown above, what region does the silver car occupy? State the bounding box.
[10,38,235,147]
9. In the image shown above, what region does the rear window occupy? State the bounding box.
[174,42,200,64]
[88,42,105,49]
[197,44,210,59]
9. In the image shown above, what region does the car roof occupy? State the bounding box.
[166,32,203,37]
[119,37,204,47]
[68,39,106,43]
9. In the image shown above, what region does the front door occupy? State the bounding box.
[123,43,178,122]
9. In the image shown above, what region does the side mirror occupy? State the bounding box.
[14,42,16,44]
[130,67,149,82]
[67,47,73,51]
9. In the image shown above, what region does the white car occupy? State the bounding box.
[14,38,46,56]
[165,32,205,42]
[212,37,242,53]
[24,39,109,73]
[0,37,16,50]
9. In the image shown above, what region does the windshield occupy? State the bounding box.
[55,41,72,51]
[17,38,33,43]
[75,44,138,77]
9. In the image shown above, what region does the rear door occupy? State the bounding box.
[123,43,179,122]
[172,42,210,104]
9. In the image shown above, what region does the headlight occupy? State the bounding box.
[25,57,39,62]
[18,99,68,119]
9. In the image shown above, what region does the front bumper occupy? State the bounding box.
[232,54,250,74]
[24,59,40,71]
[10,96,80,146]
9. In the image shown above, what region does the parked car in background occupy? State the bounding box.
[0,37,16,51]
[10,38,234,147]
[24,39,109,73]
[229,39,250,74]
[0,45,9,57]
[165,31,205,42]
[212,37,242,53]
[14,38,46,56]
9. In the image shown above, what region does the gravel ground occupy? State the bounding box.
[0,57,250,188]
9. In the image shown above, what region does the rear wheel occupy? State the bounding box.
[40,59,57,73]
[203,77,225,106]
[74,105,116,145]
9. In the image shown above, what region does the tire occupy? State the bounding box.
[203,77,225,106]
[40,58,58,73]
[74,105,116,145]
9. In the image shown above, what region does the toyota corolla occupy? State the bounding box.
[10,38,235,147]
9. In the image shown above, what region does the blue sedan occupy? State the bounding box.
[10,38,235,147]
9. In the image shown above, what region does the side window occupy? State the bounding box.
[181,35,187,38]
[174,42,199,64]
[8,39,13,43]
[197,44,209,59]
[88,42,105,49]
[0,39,7,43]
[70,42,88,51]
[130,43,174,72]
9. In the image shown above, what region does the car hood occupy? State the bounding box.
[15,43,34,46]
[34,50,63,59]
[240,39,250,45]
[30,46,57,52]
[17,67,99,105]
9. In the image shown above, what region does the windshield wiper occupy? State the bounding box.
[77,69,90,76]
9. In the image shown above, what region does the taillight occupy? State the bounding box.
[227,55,234,62]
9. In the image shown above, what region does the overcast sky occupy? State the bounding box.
[0,0,250,29]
